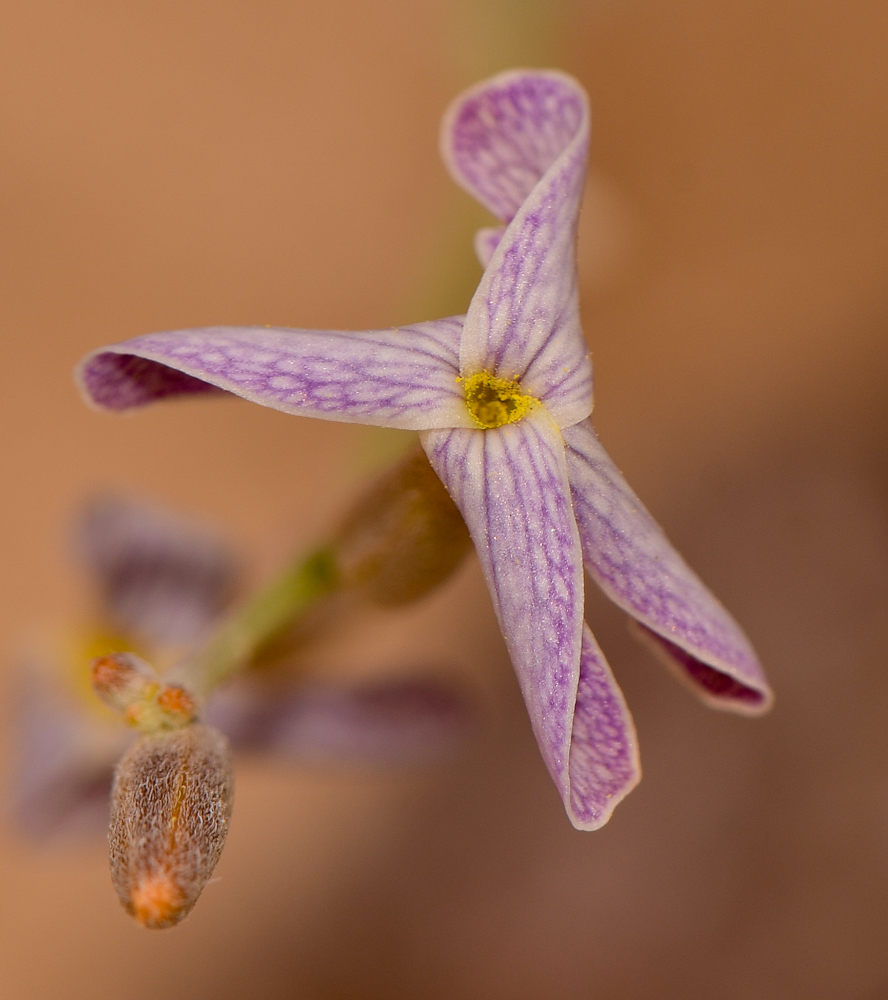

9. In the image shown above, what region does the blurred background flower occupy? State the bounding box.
[1,0,887,997]
[10,495,471,844]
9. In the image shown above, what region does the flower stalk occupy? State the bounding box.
[172,546,340,698]
[167,445,471,699]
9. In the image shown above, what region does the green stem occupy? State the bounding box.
[173,546,340,698]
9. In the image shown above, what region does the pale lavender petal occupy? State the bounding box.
[441,69,588,223]
[205,677,472,764]
[79,496,238,646]
[563,420,773,714]
[474,226,506,268]
[453,73,593,427]
[77,317,473,431]
[422,409,584,803]
[567,625,641,830]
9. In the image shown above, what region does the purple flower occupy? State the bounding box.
[13,497,468,840]
[77,70,772,829]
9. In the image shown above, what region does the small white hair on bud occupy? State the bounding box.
[109,723,233,929]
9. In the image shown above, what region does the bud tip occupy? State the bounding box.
[129,869,185,929]
[156,684,197,722]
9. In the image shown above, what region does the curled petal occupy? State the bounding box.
[422,410,584,805]
[567,625,641,830]
[563,420,773,714]
[78,318,472,431]
[441,68,588,224]
[451,72,593,428]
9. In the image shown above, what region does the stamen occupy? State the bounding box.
[461,371,537,429]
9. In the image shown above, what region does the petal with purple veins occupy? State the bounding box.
[422,409,584,801]
[567,625,640,830]
[452,74,593,427]
[77,318,472,431]
[441,69,588,224]
[563,419,773,714]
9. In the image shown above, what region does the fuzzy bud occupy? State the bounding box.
[334,447,471,606]
[91,652,158,714]
[109,723,233,929]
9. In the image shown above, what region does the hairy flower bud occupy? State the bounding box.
[91,651,158,714]
[109,723,233,928]
[334,447,471,606]
[91,652,198,732]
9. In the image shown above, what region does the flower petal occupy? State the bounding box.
[422,409,584,804]
[567,625,641,830]
[563,420,773,714]
[79,496,238,646]
[473,225,506,268]
[449,72,593,428]
[77,317,473,431]
[11,668,130,840]
[441,69,588,224]
[206,676,472,764]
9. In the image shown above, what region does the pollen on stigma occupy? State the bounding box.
[460,371,539,430]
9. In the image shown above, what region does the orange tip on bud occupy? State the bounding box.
[156,684,197,722]
[91,652,157,711]
[129,869,186,929]
[91,652,199,732]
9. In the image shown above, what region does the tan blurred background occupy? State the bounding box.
[2,1,888,997]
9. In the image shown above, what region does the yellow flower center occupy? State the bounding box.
[461,371,538,429]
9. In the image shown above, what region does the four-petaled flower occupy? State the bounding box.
[78,70,772,829]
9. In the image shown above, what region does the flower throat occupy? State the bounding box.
[461,371,537,430]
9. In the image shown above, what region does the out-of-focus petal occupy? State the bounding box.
[450,72,593,428]
[422,410,584,803]
[79,496,238,646]
[567,625,640,830]
[10,668,130,840]
[563,420,772,714]
[206,676,472,764]
[77,318,472,431]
